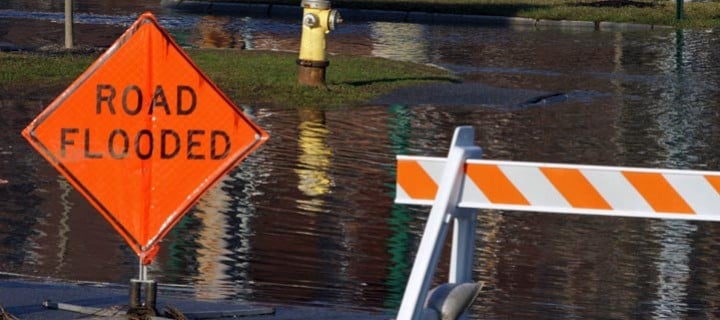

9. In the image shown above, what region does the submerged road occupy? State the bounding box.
[0,275,387,320]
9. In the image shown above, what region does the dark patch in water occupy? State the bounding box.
[373,82,571,109]
[576,0,655,8]
[518,92,568,107]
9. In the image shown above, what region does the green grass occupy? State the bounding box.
[0,50,454,108]
[520,1,720,28]
[0,52,95,87]
[207,0,720,28]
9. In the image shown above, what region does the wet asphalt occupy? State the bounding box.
[0,276,388,320]
[0,2,671,319]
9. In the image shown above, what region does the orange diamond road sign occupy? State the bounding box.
[22,12,269,264]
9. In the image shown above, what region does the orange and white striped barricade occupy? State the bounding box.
[394,126,720,320]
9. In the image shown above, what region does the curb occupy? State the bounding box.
[160,0,673,30]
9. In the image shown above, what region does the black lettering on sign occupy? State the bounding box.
[95,85,197,116]
[150,85,170,115]
[210,130,230,160]
[135,129,154,160]
[177,85,197,115]
[187,130,205,160]
[122,85,142,115]
[96,84,116,114]
[60,128,79,157]
[59,128,231,160]
[108,129,129,159]
[83,128,103,159]
[161,130,181,159]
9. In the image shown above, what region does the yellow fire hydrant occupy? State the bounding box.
[297,0,341,87]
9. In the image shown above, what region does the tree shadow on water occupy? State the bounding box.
[338,76,460,87]
[574,0,655,8]
[331,0,552,17]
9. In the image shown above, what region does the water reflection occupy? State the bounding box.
[370,22,431,63]
[384,105,417,310]
[191,174,235,300]
[651,220,696,318]
[52,177,72,274]
[4,4,720,318]
[295,109,333,198]
[196,15,237,49]
[631,28,720,319]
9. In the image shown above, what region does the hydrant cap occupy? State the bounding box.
[328,9,342,31]
[301,0,331,10]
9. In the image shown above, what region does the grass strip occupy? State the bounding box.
[0,50,454,108]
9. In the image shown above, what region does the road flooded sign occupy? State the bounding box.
[21,12,269,264]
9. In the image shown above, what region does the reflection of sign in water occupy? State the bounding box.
[22,13,268,264]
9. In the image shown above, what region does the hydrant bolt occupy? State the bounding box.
[303,13,319,28]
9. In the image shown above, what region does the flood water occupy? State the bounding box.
[3,1,720,318]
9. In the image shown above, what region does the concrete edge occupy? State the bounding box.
[160,0,674,31]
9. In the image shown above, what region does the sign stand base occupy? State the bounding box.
[128,279,159,318]
[43,297,276,319]
[41,262,275,319]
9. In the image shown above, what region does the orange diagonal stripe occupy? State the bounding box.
[704,175,720,195]
[540,167,611,210]
[622,171,694,214]
[396,160,438,200]
[465,164,529,205]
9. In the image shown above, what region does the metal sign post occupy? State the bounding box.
[24,12,273,319]
[676,0,684,20]
[64,0,73,48]
[128,260,158,317]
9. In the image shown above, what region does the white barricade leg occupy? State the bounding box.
[450,208,477,284]
[396,126,482,320]
[449,208,478,320]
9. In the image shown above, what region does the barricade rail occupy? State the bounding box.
[394,126,720,320]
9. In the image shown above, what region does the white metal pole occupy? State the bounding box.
[449,208,477,284]
[396,126,481,320]
[139,258,148,281]
[64,0,73,49]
